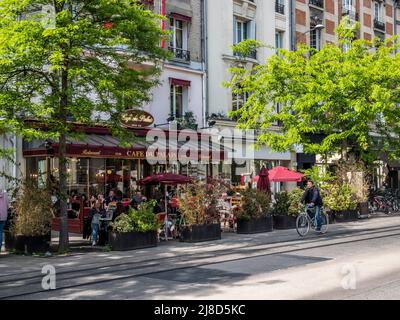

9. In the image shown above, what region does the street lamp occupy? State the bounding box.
[298,24,325,51]
[301,24,325,35]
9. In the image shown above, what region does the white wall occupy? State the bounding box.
[143,65,204,127]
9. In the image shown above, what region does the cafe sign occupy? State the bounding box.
[121,109,154,128]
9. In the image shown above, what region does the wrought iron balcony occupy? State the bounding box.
[275,1,285,15]
[309,0,324,9]
[374,19,385,32]
[234,49,257,60]
[168,47,191,62]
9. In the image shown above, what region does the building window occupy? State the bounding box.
[343,0,354,9]
[169,17,190,61]
[272,103,281,126]
[232,91,249,112]
[275,31,284,50]
[310,28,321,51]
[374,1,383,22]
[236,20,248,44]
[234,17,256,58]
[170,84,188,118]
[275,0,285,14]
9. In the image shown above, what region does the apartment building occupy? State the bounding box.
[295,0,399,49]
[143,0,206,129]
[206,0,297,190]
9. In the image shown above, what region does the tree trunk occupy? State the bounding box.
[58,132,69,253]
[58,48,70,253]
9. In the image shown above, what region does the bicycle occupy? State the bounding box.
[296,204,329,237]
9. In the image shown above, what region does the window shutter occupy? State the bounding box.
[233,16,237,44]
[248,20,256,40]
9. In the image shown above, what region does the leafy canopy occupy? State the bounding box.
[226,18,400,164]
[0,0,169,142]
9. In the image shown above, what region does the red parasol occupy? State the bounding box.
[137,173,192,186]
[268,166,304,182]
[257,166,271,193]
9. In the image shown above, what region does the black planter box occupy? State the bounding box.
[5,231,51,254]
[273,215,297,230]
[358,202,369,216]
[109,231,157,251]
[180,223,221,242]
[237,216,273,234]
[332,210,359,222]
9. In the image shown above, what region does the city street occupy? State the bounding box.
[1,214,400,300]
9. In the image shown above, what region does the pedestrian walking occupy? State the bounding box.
[0,191,9,253]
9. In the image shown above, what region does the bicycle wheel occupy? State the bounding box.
[296,214,310,237]
[319,213,329,234]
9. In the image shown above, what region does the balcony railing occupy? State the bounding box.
[374,19,385,32]
[275,1,285,15]
[168,47,191,62]
[234,49,257,60]
[309,0,324,9]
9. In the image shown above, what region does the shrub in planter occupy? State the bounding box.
[324,183,358,222]
[236,189,273,234]
[109,202,160,251]
[6,181,53,255]
[272,189,305,229]
[179,182,223,242]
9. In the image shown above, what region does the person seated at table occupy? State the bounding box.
[153,199,164,214]
[97,193,106,209]
[105,189,117,206]
[131,190,146,206]
[115,189,123,202]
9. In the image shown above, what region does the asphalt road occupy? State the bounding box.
[1,214,400,300]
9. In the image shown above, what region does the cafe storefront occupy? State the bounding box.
[23,129,226,198]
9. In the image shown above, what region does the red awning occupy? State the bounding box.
[169,78,191,87]
[170,12,192,22]
[268,166,305,182]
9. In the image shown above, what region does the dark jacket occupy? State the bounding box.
[301,186,323,206]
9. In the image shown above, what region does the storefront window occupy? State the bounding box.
[66,158,89,196]
[89,158,106,197]
[105,159,131,197]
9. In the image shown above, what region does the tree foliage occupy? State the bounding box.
[0,0,169,251]
[0,0,169,140]
[227,18,400,164]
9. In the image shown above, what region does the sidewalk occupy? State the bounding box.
[2,214,399,273]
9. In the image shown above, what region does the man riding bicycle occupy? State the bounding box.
[300,180,323,232]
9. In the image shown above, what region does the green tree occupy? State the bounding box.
[0,0,169,252]
[226,18,400,165]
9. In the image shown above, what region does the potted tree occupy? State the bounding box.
[236,189,273,234]
[324,183,358,222]
[178,182,222,242]
[5,181,53,255]
[272,191,298,229]
[109,201,160,251]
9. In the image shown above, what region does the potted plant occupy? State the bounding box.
[272,190,298,229]
[109,201,160,251]
[178,182,222,242]
[176,112,198,130]
[236,189,273,234]
[324,183,358,222]
[5,181,53,255]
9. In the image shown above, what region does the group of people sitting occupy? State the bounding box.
[83,189,148,246]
